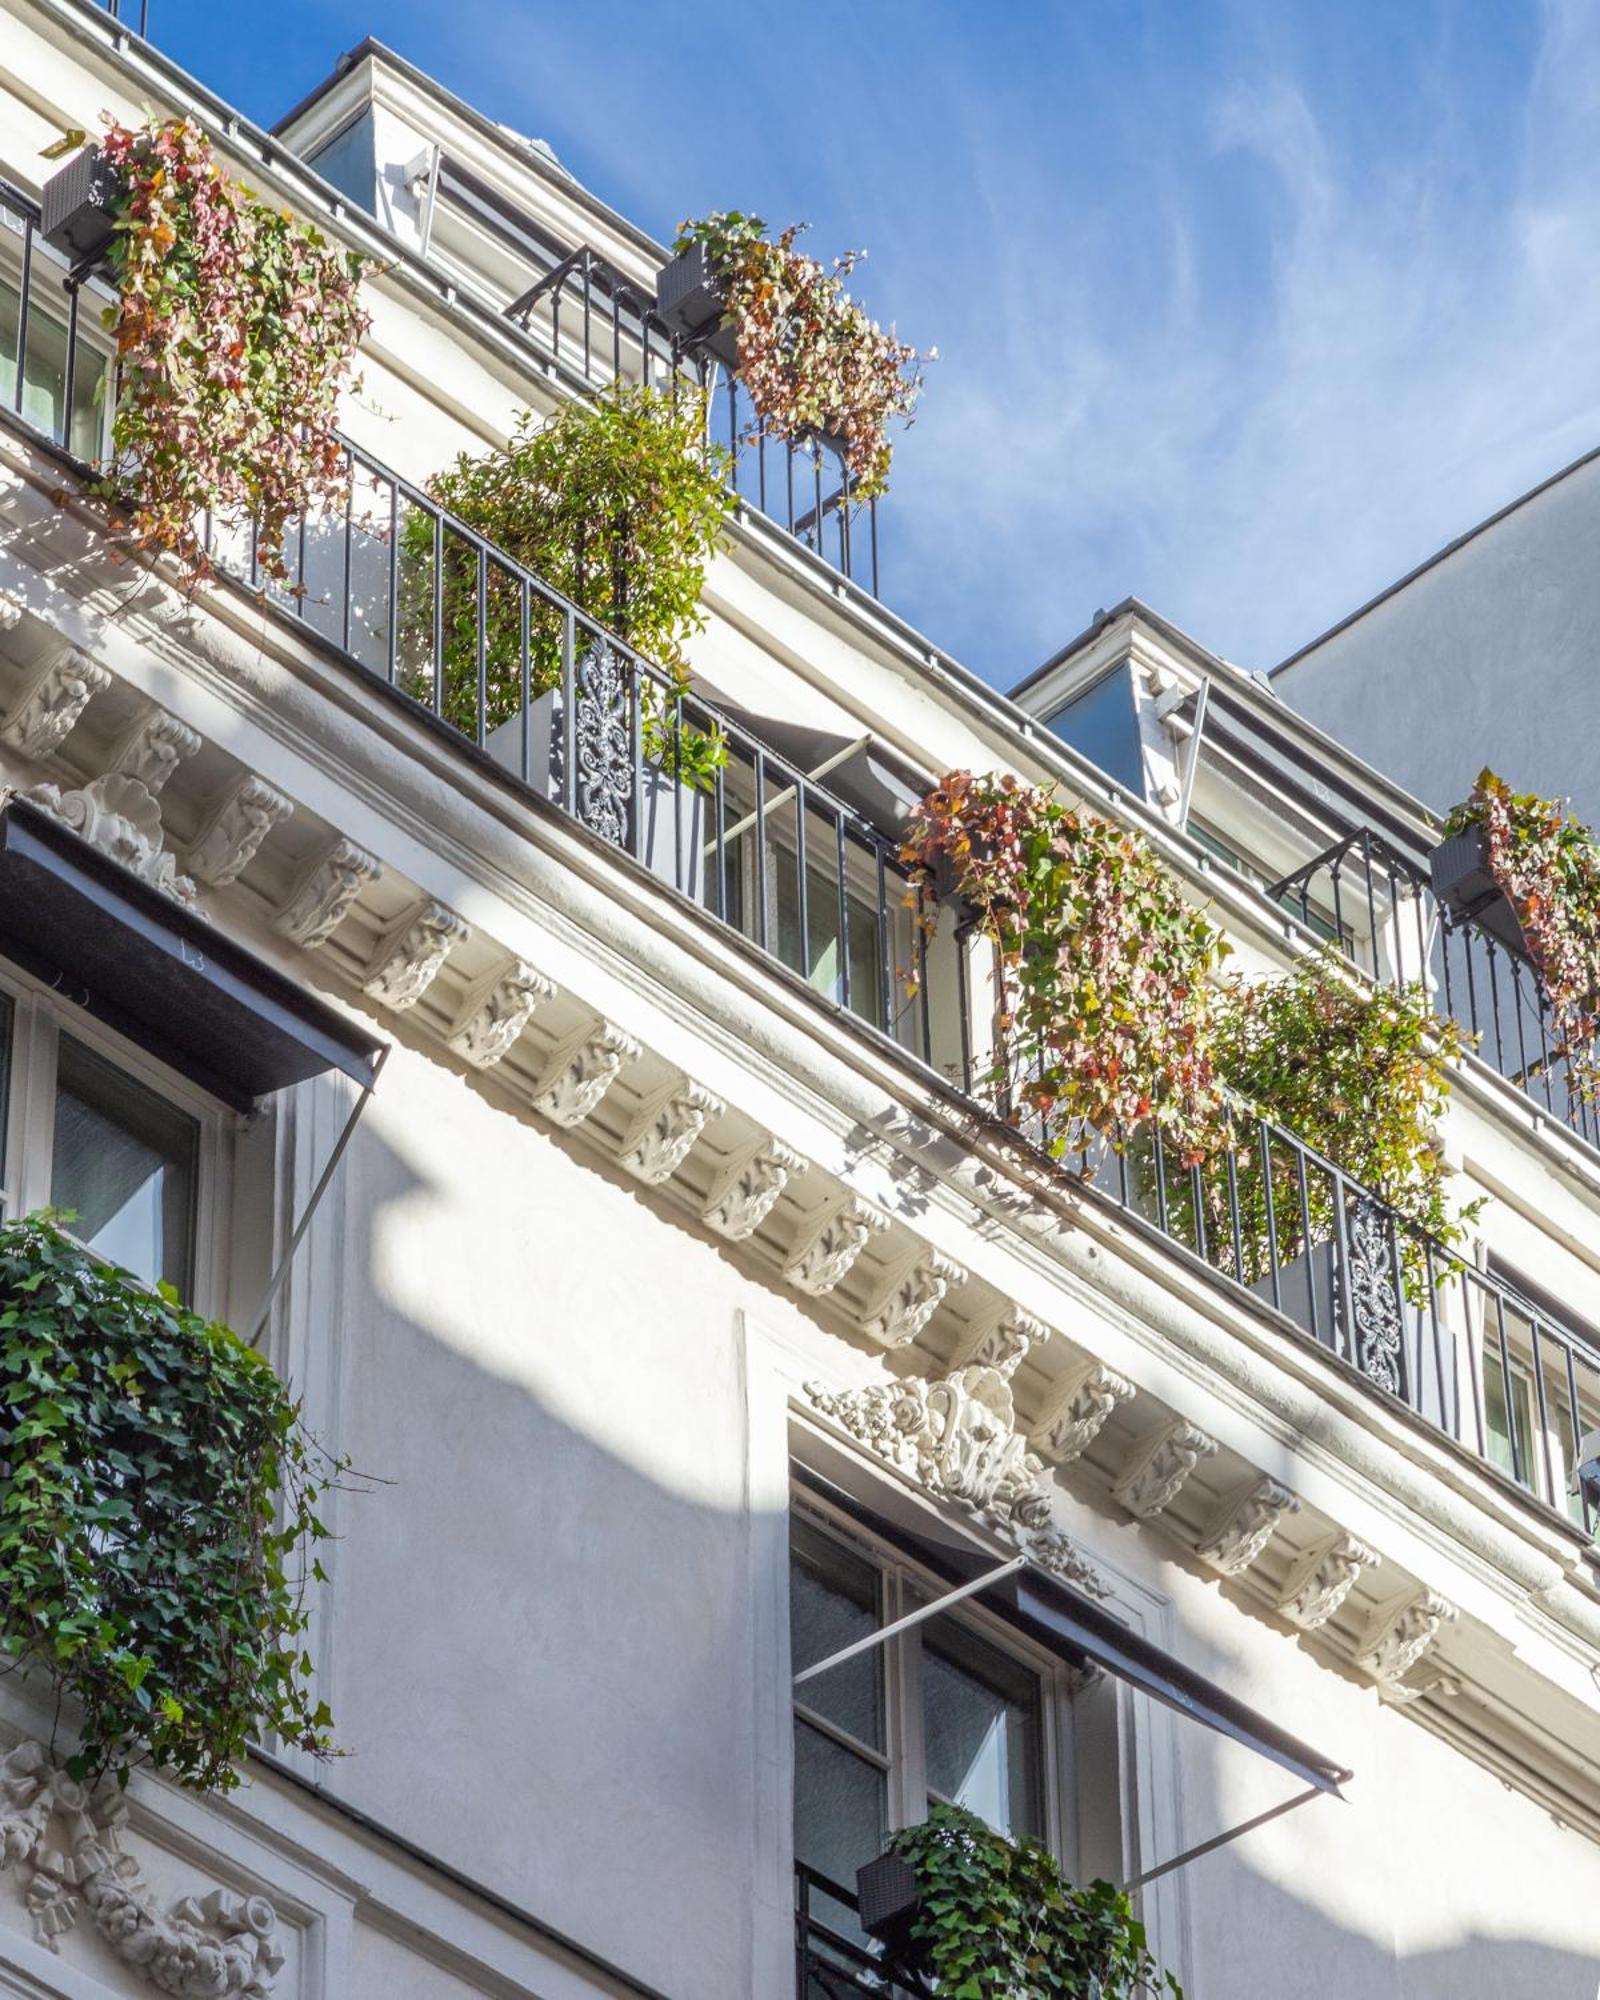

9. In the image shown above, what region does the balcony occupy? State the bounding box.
[2,172,1595,1545]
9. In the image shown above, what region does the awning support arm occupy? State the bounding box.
[793,1553,1027,1688]
[1123,1782,1332,1892]
[245,1042,389,1349]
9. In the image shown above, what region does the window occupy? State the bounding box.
[1483,1260,1600,1526]
[791,1512,1066,1938]
[1,193,110,460]
[0,967,222,1302]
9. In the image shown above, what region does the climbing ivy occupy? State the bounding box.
[0,1214,341,1792]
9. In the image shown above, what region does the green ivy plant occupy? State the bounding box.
[902,770,1233,1166]
[676,210,927,499]
[399,381,731,790]
[0,1213,341,1792]
[887,1805,1182,1998]
[1443,768,1600,1101]
[97,117,368,587]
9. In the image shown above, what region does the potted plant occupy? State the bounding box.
[859,1805,1182,1997]
[654,236,740,368]
[39,141,121,266]
[672,210,928,499]
[1430,823,1530,960]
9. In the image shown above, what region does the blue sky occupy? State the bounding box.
[148,0,1600,691]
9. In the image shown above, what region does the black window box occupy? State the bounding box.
[654,242,740,368]
[40,146,121,269]
[1430,825,1533,962]
[855,1851,920,1956]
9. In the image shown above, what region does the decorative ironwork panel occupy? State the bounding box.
[1345,1196,1405,1394]
[572,638,634,847]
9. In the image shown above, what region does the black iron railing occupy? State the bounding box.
[795,1867,924,1999]
[1268,826,1600,1150]
[99,0,149,30]
[500,238,882,595]
[4,176,1599,1533]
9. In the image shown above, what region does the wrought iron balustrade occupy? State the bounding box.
[97,0,149,29]
[1268,826,1600,1149]
[3,173,1597,1535]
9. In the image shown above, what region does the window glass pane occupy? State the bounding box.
[923,1615,1043,1840]
[308,111,378,216]
[790,1520,883,1749]
[0,271,106,459]
[1484,1346,1535,1491]
[51,1036,197,1293]
[794,1719,887,1909]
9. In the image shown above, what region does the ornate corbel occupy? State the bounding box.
[1195,1475,1299,1577]
[188,774,294,888]
[701,1135,806,1240]
[1110,1416,1218,1520]
[785,1195,889,1297]
[275,836,381,949]
[863,1249,967,1349]
[1277,1531,1381,1631]
[447,960,553,1068]
[1355,1588,1457,1704]
[110,705,201,795]
[619,1077,724,1184]
[1,646,110,760]
[364,899,468,1011]
[1030,1358,1136,1467]
[532,1019,642,1128]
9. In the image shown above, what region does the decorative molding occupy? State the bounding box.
[363,899,468,1011]
[804,1366,1108,1599]
[1355,1588,1458,1704]
[274,836,380,949]
[863,1250,966,1349]
[188,775,294,888]
[701,1136,806,1240]
[1,647,110,760]
[784,1195,889,1297]
[447,961,553,1069]
[958,1304,1046,1379]
[536,1016,640,1128]
[0,590,22,631]
[619,1077,724,1184]
[0,1738,282,1993]
[531,1019,641,1128]
[24,773,194,902]
[1110,1416,1218,1520]
[1195,1476,1299,1577]
[1277,1531,1381,1631]
[1030,1359,1136,1466]
[110,706,201,796]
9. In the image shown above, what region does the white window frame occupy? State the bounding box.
[792,1495,1080,1873]
[0,959,234,1318]
[0,195,117,464]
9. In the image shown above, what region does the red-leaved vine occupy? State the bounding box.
[676,212,927,499]
[1444,768,1600,1100]
[902,770,1232,1164]
[98,118,368,585]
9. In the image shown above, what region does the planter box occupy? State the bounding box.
[40,147,121,268]
[485,691,705,898]
[1429,825,1532,961]
[855,1851,920,1958]
[654,243,740,368]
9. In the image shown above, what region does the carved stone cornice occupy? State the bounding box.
[804,1366,1108,1599]
[1,647,110,760]
[24,773,195,903]
[188,775,294,888]
[447,961,553,1069]
[1110,1416,1218,1520]
[863,1250,966,1349]
[363,899,468,1012]
[1355,1588,1458,1703]
[958,1304,1046,1379]
[1196,1476,1300,1577]
[275,836,381,949]
[1030,1358,1136,1466]
[110,706,202,796]
[701,1136,806,1241]
[0,1738,282,1993]
[784,1195,889,1297]
[531,1019,641,1129]
[619,1077,724,1184]
[1277,1531,1381,1631]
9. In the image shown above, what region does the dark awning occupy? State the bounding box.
[0,796,384,1111]
[793,1458,1350,1798]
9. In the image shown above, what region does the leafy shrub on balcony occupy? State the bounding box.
[1442,769,1600,1100]
[885,1804,1181,1997]
[399,382,731,788]
[903,770,1233,1165]
[97,118,368,586]
[675,211,927,499]
[0,1214,340,1791]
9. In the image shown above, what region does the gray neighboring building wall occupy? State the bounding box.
[1272,444,1600,821]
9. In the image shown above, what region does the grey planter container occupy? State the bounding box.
[1429,825,1532,961]
[40,146,121,267]
[855,1851,920,1957]
[654,243,740,368]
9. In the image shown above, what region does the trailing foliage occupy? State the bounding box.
[399,382,731,788]
[1443,768,1600,1101]
[1205,953,1481,1291]
[902,770,1232,1165]
[0,1214,340,1792]
[98,117,368,586]
[676,211,927,499]
[887,1805,1181,1998]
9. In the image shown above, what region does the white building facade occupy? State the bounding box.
[0,6,1598,1998]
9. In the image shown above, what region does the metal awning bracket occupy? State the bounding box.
[793,1552,1027,1689]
